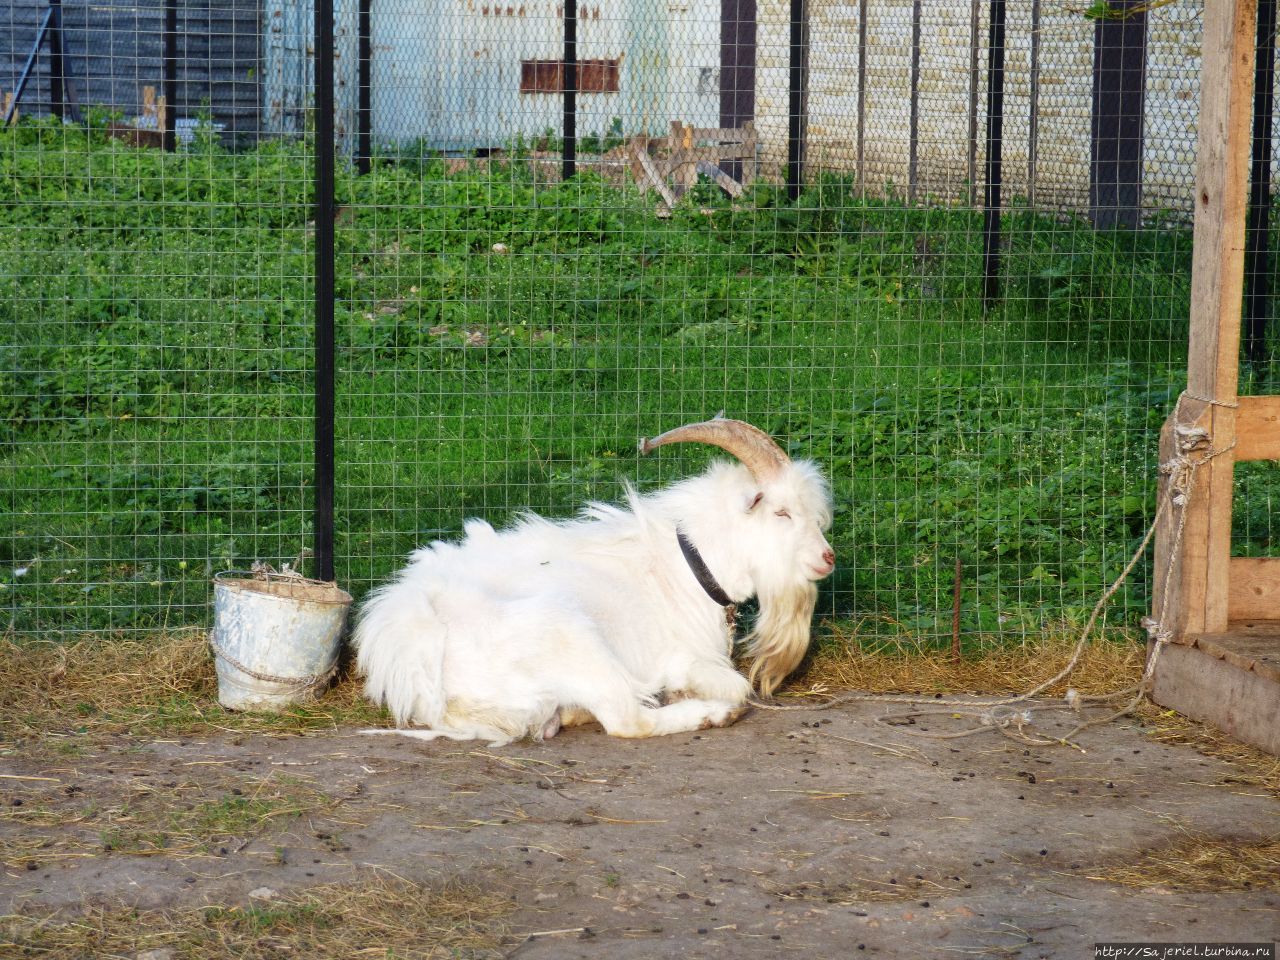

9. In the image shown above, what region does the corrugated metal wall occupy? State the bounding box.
[1,0,261,142]
[261,0,722,152]
[364,0,719,152]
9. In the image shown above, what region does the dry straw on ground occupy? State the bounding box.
[1088,835,1280,893]
[0,629,385,744]
[1,873,512,959]
[803,624,1148,699]
[2,627,1275,798]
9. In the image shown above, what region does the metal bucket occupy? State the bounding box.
[211,571,353,712]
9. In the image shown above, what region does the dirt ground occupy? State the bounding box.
[2,697,1277,959]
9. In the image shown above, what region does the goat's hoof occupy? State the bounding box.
[698,702,752,730]
[537,714,562,741]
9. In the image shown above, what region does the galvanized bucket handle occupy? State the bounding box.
[208,635,339,690]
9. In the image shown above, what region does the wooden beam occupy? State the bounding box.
[1228,556,1280,619]
[696,160,745,198]
[1150,640,1280,756]
[682,126,753,142]
[1234,394,1280,460]
[632,143,678,208]
[1171,0,1257,637]
[1192,623,1280,685]
[1151,414,1185,635]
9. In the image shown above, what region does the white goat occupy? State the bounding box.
[354,418,835,745]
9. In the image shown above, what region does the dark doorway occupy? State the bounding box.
[1089,0,1148,229]
[720,0,756,128]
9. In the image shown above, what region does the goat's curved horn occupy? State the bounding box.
[639,417,790,482]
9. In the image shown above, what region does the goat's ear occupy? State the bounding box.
[745,491,764,513]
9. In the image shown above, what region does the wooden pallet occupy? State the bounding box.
[629,121,757,216]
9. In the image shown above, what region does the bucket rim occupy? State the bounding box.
[214,570,353,604]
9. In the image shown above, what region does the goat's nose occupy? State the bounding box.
[822,549,836,567]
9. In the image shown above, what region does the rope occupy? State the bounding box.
[749,390,1238,750]
[209,636,338,690]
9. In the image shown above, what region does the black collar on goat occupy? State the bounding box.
[676,529,737,626]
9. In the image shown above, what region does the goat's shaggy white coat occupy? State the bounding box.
[354,458,834,745]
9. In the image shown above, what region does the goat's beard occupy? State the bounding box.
[744,579,818,697]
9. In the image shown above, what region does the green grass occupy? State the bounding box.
[0,115,1244,649]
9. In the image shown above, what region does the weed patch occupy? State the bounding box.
[1,874,512,958]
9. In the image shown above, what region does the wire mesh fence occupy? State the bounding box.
[0,0,1271,651]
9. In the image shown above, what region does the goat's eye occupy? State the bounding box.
[775,509,791,519]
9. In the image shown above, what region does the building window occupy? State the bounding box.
[520,59,620,94]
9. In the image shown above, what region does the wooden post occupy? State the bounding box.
[1159,0,1256,640]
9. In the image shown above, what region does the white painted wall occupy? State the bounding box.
[756,0,1205,215]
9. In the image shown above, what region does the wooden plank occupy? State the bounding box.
[1192,621,1280,683]
[1151,1,1269,755]
[1227,556,1280,619]
[1176,0,1256,636]
[1150,640,1280,755]
[629,123,754,212]
[1234,394,1280,460]
[686,126,752,142]
[1151,414,1189,639]
[675,120,693,151]
[696,160,745,198]
[662,145,755,165]
[632,144,677,208]
[670,122,697,196]
[629,136,650,193]
[741,122,758,186]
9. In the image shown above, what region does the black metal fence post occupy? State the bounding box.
[786,0,807,200]
[163,0,178,152]
[315,0,337,583]
[1246,0,1277,367]
[856,0,867,193]
[48,0,65,120]
[908,0,921,203]
[356,0,372,175]
[982,0,1006,309]
[563,0,577,180]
